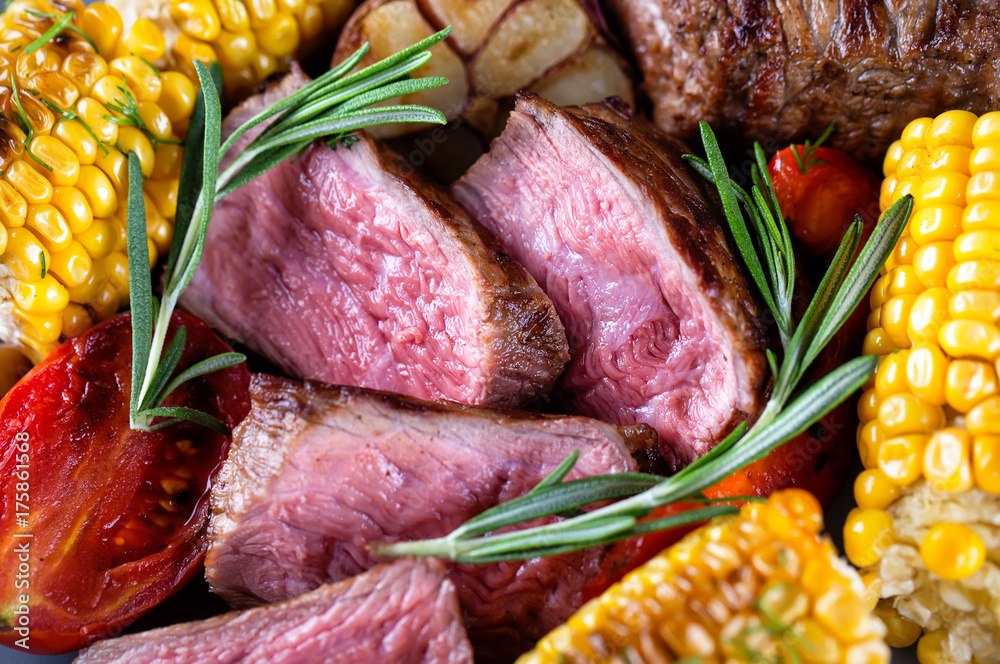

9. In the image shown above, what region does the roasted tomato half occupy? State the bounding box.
[0,311,249,654]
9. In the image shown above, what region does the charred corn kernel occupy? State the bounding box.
[854,469,902,510]
[924,428,974,492]
[906,344,949,405]
[881,295,917,347]
[27,136,80,187]
[858,421,884,469]
[859,388,879,423]
[517,490,887,664]
[11,274,68,315]
[47,241,92,289]
[972,435,1000,493]
[946,359,998,411]
[844,508,895,568]
[878,394,944,436]
[911,206,963,244]
[0,180,27,228]
[920,523,986,581]
[75,218,115,261]
[939,319,1000,360]
[873,600,922,648]
[863,328,897,356]
[118,19,166,63]
[61,52,108,97]
[108,56,161,103]
[878,434,927,485]
[79,3,123,58]
[171,0,223,41]
[158,72,196,126]
[875,350,910,398]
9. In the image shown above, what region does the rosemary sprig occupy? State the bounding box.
[791,123,834,175]
[127,30,452,433]
[375,124,913,564]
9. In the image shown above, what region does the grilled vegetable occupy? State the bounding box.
[333,0,633,138]
[107,0,356,103]
[0,0,195,362]
[851,109,1000,664]
[519,489,888,664]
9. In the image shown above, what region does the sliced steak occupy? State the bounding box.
[75,559,472,664]
[180,69,569,409]
[605,0,1000,163]
[205,374,645,661]
[452,93,768,467]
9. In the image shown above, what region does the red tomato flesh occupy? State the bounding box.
[0,311,249,654]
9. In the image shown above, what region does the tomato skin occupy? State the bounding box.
[0,311,249,654]
[769,146,881,256]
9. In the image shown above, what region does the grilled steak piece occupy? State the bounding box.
[179,69,569,409]
[605,0,1000,162]
[75,559,472,664]
[205,374,646,661]
[452,93,768,467]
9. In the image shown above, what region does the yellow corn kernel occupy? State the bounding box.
[29,71,81,113]
[923,145,972,176]
[145,179,178,219]
[867,307,882,332]
[79,3,123,58]
[870,274,889,308]
[927,109,978,149]
[854,469,901,510]
[873,600,922,649]
[47,240,93,290]
[887,265,923,296]
[967,171,1000,204]
[918,174,968,209]
[948,258,1000,291]
[172,34,218,83]
[25,204,71,254]
[88,281,120,322]
[14,306,61,346]
[967,396,1000,435]
[108,213,126,253]
[218,0,252,32]
[0,223,6,254]
[971,145,1000,174]
[924,428,974,492]
[910,206,963,245]
[247,0,278,26]
[893,176,921,206]
[858,388,879,423]
[863,328,897,356]
[972,435,1000,493]
[171,0,223,41]
[908,287,950,344]
[11,273,68,315]
[61,303,92,339]
[76,97,119,145]
[119,18,166,63]
[973,111,1000,147]
[906,343,949,406]
[138,102,173,141]
[0,179,27,228]
[27,135,81,187]
[158,71,197,127]
[116,127,155,180]
[896,150,926,179]
[881,295,916,348]
[91,74,129,111]
[77,165,117,218]
[104,250,128,298]
[878,394,944,436]
[108,56,161,103]
[886,234,917,268]
[6,159,53,205]
[75,218,115,262]
[874,350,909,398]
[844,508,895,568]
[50,186,93,236]
[296,3,325,44]
[95,147,126,195]
[939,319,1000,361]
[879,175,897,212]
[883,140,904,177]
[950,289,1000,323]
[920,523,986,581]
[916,631,949,664]
[946,359,998,412]
[215,30,259,70]
[1,227,49,282]
[954,230,1000,263]
[53,118,99,167]
[66,260,107,304]
[257,12,300,57]
[61,51,108,97]
[901,117,932,151]
[877,434,926,485]
[858,421,884,470]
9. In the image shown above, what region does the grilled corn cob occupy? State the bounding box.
[108,0,356,103]
[851,110,1000,664]
[0,0,194,362]
[519,489,888,664]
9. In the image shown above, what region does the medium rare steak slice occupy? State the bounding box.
[205,374,646,661]
[75,559,472,664]
[179,69,569,409]
[604,0,1000,162]
[452,93,768,467]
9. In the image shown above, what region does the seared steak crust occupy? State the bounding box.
[205,374,642,661]
[180,69,569,409]
[76,559,473,664]
[606,0,1000,162]
[453,93,767,467]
